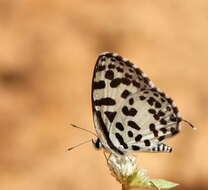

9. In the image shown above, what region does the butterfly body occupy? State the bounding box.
[92,52,182,156]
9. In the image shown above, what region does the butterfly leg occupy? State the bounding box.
[103,150,112,164]
[151,143,172,153]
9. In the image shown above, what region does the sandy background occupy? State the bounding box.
[0,1,208,190]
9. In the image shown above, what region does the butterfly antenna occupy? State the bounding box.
[67,139,92,151]
[182,119,197,130]
[70,124,97,137]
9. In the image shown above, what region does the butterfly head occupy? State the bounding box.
[92,138,102,149]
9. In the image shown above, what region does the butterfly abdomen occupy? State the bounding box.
[151,143,172,153]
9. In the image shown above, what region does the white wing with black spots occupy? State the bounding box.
[92,52,183,156]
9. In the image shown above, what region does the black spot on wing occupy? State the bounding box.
[153,114,160,120]
[93,81,106,89]
[116,67,124,73]
[105,70,114,80]
[132,80,140,88]
[147,97,156,106]
[129,68,134,73]
[97,65,106,71]
[129,98,134,105]
[160,98,165,102]
[128,120,140,130]
[160,118,167,125]
[104,111,117,122]
[153,130,159,137]
[110,77,131,88]
[139,96,146,100]
[100,57,106,62]
[150,88,157,92]
[135,68,142,75]
[110,57,116,62]
[143,77,150,85]
[144,91,149,94]
[135,134,142,142]
[160,127,167,134]
[170,115,177,122]
[159,92,166,97]
[115,55,122,61]
[110,78,121,88]
[115,133,128,149]
[121,89,131,99]
[115,122,124,131]
[144,139,151,146]
[119,62,124,66]
[108,64,115,69]
[132,145,140,150]
[124,60,133,67]
[94,98,116,106]
[167,98,173,104]
[158,136,165,141]
[158,110,165,117]
[104,53,113,58]
[127,131,133,137]
[149,123,156,131]
[125,73,132,79]
[122,106,137,116]
[149,123,159,137]
[155,101,162,108]
[148,109,156,114]
[121,78,131,85]
[173,107,178,114]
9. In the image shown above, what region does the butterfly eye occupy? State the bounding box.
[92,138,102,149]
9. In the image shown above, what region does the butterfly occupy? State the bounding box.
[91,52,193,156]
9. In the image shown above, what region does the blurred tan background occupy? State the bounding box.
[0,0,207,190]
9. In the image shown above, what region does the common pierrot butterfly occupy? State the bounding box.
[91,52,194,156]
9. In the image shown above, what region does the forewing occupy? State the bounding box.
[92,52,152,129]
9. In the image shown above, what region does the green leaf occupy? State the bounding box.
[150,179,179,189]
[127,170,179,189]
